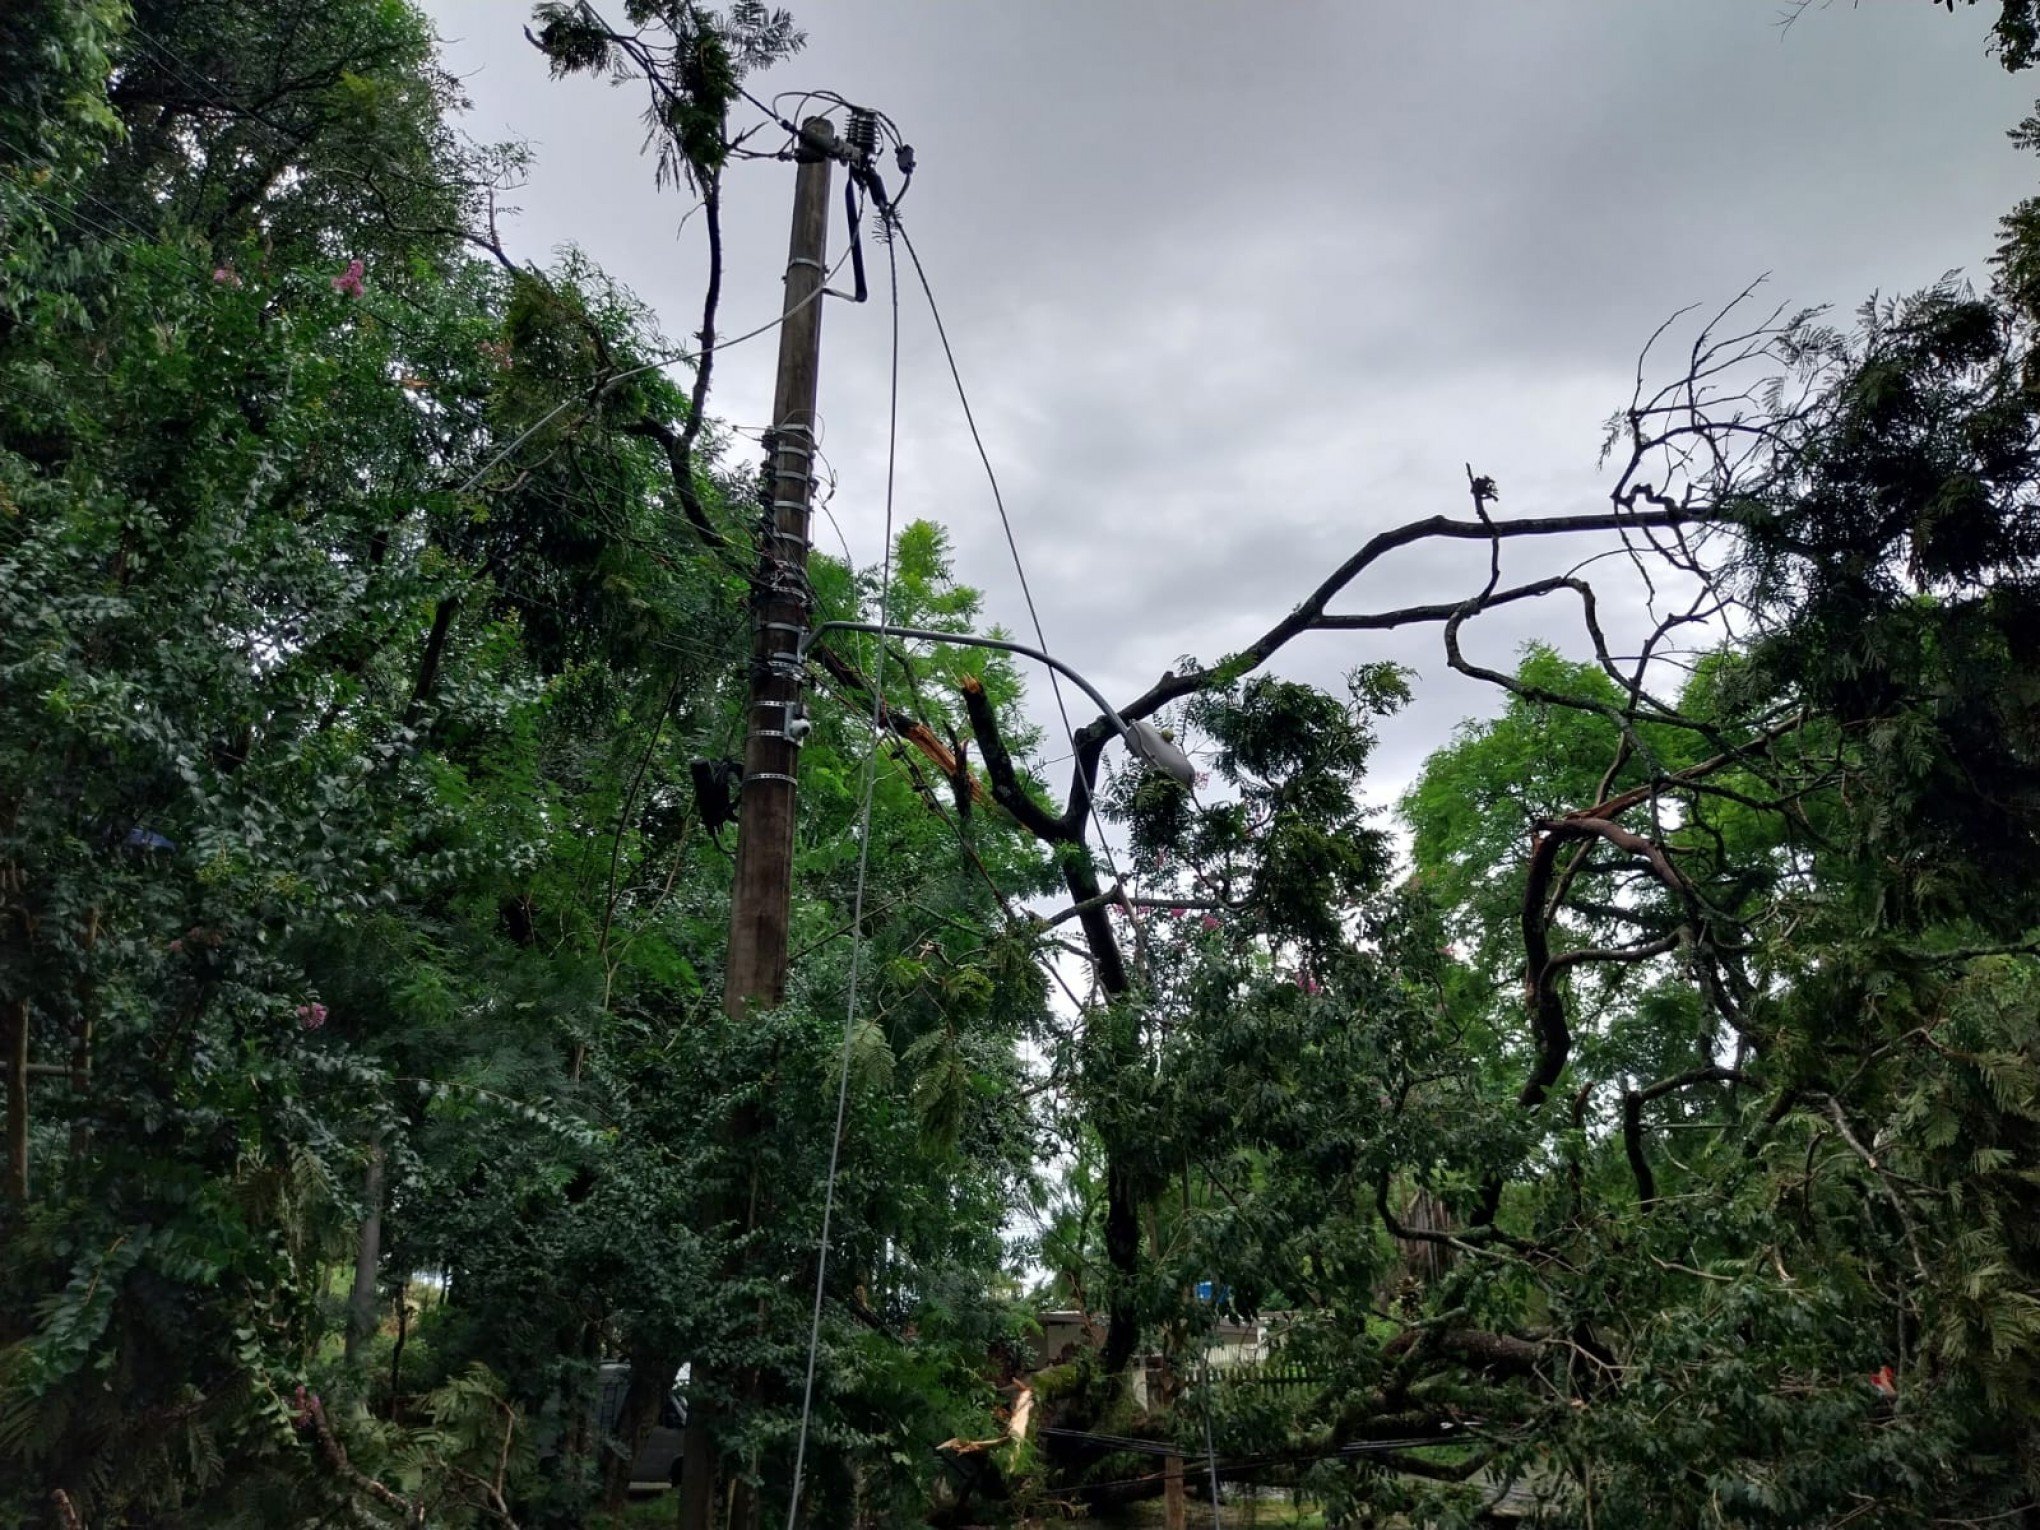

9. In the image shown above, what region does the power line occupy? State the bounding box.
[727,420,856,566]
[0,131,168,249]
[107,18,849,562]
[888,215,1145,952]
[123,22,466,231]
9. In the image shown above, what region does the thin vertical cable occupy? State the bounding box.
[1199,1301,1224,1530]
[783,211,903,1530]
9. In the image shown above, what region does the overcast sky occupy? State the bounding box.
[422,0,2034,804]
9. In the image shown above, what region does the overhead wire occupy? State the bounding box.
[886,215,1147,958]
[60,29,549,475]
[37,27,875,730]
[0,145,159,248]
[728,420,856,567]
[112,18,770,514]
[100,25,825,745]
[90,23,818,415]
[122,22,457,231]
[738,85,914,211]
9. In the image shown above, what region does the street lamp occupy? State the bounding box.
[799,621,1198,787]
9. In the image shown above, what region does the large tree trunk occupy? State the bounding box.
[730,1473,760,1530]
[1059,857,1148,1380]
[676,1419,716,1530]
[1102,1157,1144,1377]
[603,1340,677,1511]
[344,1137,386,1363]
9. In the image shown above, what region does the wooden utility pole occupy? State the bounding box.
[723,117,837,1020]
[680,117,838,1530]
[1164,1450,1186,1530]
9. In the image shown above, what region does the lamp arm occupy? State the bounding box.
[801,621,1197,787]
[801,621,1137,741]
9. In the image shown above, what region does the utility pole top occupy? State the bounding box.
[793,115,837,162]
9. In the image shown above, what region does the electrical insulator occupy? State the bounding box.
[846,108,878,165]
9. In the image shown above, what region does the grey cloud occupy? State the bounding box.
[425,0,2035,804]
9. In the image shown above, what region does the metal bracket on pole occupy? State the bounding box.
[752,701,808,747]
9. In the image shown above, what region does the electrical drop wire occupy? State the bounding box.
[889,215,1146,961]
[123,23,459,232]
[114,17,856,570]
[783,208,904,1530]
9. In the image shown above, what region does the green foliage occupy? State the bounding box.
[531,2,804,189]
[0,0,122,161]
[1080,28,2040,1523]
[11,3,2040,1526]
[0,3,1047,1524]
[1944,0,2040,71]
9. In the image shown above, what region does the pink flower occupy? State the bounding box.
[211,265,242,288]
[295,1002,328,1031]
[1169,906,1187,919]
[1200,913,1221,932]
[168,938,184,953]
[330,259,365,298]
[1295,970,1322,996]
